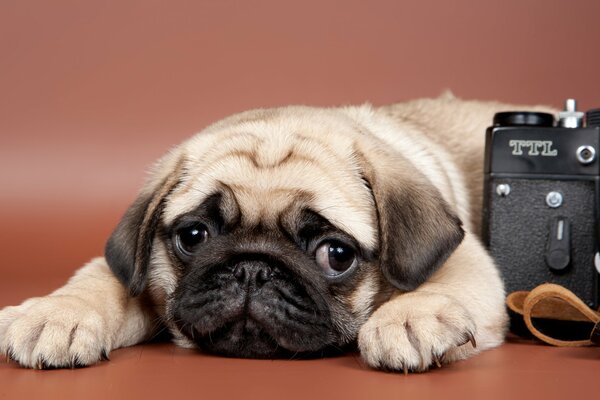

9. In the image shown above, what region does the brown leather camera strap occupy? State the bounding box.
[506,283,600,347]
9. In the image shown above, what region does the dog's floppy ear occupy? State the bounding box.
[356,147,464,292]
[105,156,184,296]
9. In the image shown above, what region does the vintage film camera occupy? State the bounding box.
[482,99,600,309]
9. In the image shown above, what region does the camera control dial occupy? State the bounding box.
[493,112,555,127]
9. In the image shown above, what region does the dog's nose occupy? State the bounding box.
[233,261,272,287]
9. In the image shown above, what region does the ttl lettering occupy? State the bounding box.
[509,140,557,156]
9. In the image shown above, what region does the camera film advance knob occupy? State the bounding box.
[587,109,600,127]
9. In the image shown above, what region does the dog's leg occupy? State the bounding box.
[0,257,155,369]
[358,232,508,372]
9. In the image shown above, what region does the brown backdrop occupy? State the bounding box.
[1,0,599,282]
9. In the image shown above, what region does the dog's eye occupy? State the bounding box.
[315,241,357,276]
[175,223,209,256]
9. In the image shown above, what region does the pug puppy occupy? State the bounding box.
[1,95,550,372]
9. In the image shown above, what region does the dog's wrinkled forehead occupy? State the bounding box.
[163,107,377,249]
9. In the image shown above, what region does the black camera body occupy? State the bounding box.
[483,100,600,309]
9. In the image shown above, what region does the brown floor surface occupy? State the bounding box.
[1,280,599,400]
[1,337,599,400]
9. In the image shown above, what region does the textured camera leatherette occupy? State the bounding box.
[488,179,598,308]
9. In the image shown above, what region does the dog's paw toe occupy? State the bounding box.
[358,292,477,372]
[0,296,110,369]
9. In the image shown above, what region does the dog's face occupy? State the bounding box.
[105,106,464,358]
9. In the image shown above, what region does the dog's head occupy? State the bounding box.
[105,106,464,358]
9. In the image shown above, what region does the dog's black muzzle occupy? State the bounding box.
[171,237,336,359]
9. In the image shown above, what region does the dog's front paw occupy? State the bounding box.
[358,292,477,373]
[0,296,111,369]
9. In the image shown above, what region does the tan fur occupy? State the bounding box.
[0,258,154,368]
[0,95,547,371]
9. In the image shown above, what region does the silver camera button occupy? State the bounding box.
[546,191,563,208]
[576,145,596,165]
[496,184,511,197]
